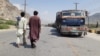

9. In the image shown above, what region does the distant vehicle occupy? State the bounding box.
[55,10,88,36]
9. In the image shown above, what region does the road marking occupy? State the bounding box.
[66,38,80,56]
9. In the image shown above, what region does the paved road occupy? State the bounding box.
[0,27,100,56]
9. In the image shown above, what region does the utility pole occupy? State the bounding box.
[87,11,90,27]
[23,0,27,45]
[88,15,89,27]
[74,3,79,10]
[24,0,26,13]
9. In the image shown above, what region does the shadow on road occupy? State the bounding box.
[24,44,32,48]
[50,28,83,38]
[50,28,61,36]
[10,42,32,48]
[10,42,19,48]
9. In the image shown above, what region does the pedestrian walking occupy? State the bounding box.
[16,12,27,48]
[16,16,21,28]
[29,11,41,48]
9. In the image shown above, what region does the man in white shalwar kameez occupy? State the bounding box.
[16,12,27,48]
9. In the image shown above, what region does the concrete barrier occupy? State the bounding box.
[91,29,96,33]
[88,29,92,33]
[88,29,96,33]
[96,31,100,34]
[88,28,100,34]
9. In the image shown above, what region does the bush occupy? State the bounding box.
[0,20,5,24]
[87,24,97,28]
[5,20,16,25]
[0,24,9,29]
[0,18,5,24]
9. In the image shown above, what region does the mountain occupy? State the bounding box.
[85,13,100,24]
[0,0,30,20]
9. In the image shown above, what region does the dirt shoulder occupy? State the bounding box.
[86,32,100,41]
[0,25,16,32]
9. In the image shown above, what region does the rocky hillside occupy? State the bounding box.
[86,13,100,24]
[0,0,30,20]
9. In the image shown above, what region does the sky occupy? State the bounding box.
[9,0,100,24]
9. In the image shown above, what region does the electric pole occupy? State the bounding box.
[24,0,26,13]
[74,3,79,10]
[88,15,89,27]
[87,11,90,27]
[23,0,27,45]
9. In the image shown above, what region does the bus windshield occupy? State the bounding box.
[61,18,85,26]
[62,11,84,16]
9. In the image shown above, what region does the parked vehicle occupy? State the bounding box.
[55,10,88,36]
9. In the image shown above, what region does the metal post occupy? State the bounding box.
[88,16,89,27]
[24,0,26,13]
[23,0,27,45]
[87,12,89,28]
[74,3,79,10]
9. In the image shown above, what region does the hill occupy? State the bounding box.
[0,0,30,20]
[85,13,100,24]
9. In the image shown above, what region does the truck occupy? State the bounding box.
[55,10,88,36]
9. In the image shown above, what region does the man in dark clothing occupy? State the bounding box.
[29,11,41,48]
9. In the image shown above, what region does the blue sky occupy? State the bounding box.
[9,0,100,24]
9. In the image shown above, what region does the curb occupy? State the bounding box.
[0,28,16,32]
[88,29,96,33]
[88,29,100,34]
[96,31,100,34]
